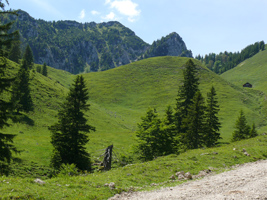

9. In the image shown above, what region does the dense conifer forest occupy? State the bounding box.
[195,41,265,74]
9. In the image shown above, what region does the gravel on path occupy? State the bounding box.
[109,160,267,200]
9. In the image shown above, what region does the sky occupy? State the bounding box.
[6,0,267,56]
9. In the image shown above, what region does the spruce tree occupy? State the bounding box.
[23,44,34,69]
[181,91,206,149]
[0,1,20,175]
[204,86,221,147]
[232,110,250,141]
[175,59,199,134]
[164,105,175,126]
[11,59,33,113]
[49,75,95,170]
[41,62,47,76]
[9,41,21,64]
[135,108,162,161]
[161,105,179,154]
[249,122,258,138]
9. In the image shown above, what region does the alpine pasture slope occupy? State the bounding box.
[2,54,267,200]
[221,45,267,92]
[221,46,267,129]
[5,55,267,167]
[83,56,266,143]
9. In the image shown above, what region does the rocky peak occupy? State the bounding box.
[167,32,183,41]
[17,9,34,22]
[144,32,193,58]
[165,32,192,57]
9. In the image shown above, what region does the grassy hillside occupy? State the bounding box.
[84,56,266,142]
[3,55,267,199]
[4,56,267,172]
[1,135,267,199]
[221,48,267,92]
[221,47,267,130]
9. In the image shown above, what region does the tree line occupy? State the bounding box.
[195,41,265,74]
[0,3,54,175]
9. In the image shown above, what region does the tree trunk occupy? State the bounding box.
[103,145,113,171]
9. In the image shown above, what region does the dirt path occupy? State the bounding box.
[110,160,267,200]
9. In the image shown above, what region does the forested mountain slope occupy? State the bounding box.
[195,41,265,74]
[1,10,192,74]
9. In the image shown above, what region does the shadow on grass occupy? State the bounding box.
[12,113,35,126]
[217,142,230,145]
[213,142,231,148]
[12,157,23,163]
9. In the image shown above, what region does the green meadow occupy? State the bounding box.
[1,135,267,199]
[2,51,267,199]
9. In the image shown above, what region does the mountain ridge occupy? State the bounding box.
[2,9,192,74]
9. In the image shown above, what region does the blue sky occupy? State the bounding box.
[7,0,267,56]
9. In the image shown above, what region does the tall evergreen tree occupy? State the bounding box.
[8,40,21,64]
[11,60,33,113]
[175,59,199,133]
[0,0,20,175]
[204,86,221,147]
[181,91,206,149]
[23,44,33,69]
[41,62,47,76]
[232,110,250,141]
[49,75,95,170]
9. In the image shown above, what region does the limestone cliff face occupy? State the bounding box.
[5,10,193,74]
[37,40,99,73]
[165,32,192,57]
[144,32,193,58]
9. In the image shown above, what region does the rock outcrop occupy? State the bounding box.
[3,10,193,74]
[143,32,193,58]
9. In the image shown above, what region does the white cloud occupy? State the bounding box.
[102,11,117,20]
[79,9,86,19]
[91,10,100,15]
[105,0,111,5]
[106,0,141,22]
